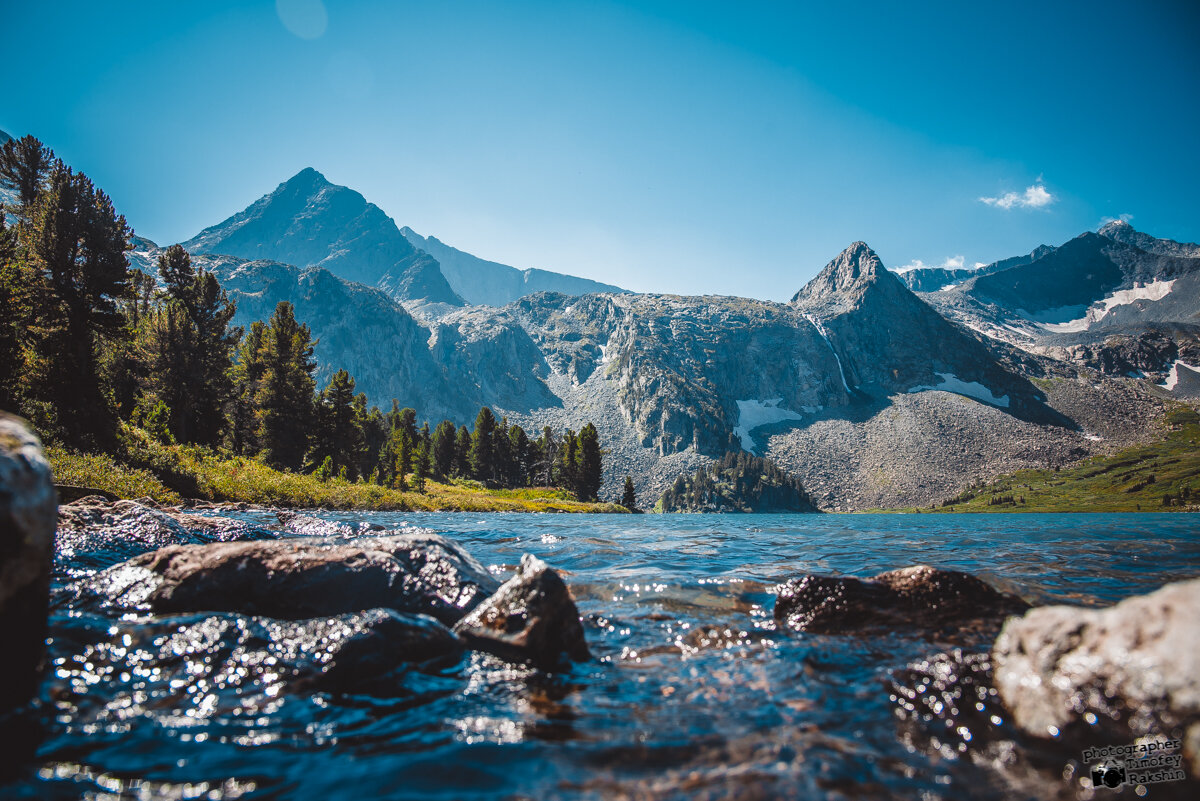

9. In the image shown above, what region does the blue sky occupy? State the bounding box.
[3,0,1198,300]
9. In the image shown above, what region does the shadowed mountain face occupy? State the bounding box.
[400,227,628,307]
[182,169,464,307]
[894,245,1056,293]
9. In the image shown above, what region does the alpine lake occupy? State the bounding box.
[6,511,1199,800]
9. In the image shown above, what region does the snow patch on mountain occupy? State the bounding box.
[907,373,1011,408]
[1160,360,1200,392]
[734,399,806,454]
[1039,279,1176,333]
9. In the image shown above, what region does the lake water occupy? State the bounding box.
[7,512,1200,800]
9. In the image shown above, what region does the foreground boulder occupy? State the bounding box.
[774,565,1028,635]
[0,413,57,713]
[91,532,501,625]
[993,577,1200,769]
[57,499,279,571]
[453,554,591,670]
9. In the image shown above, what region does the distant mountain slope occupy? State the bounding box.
[0,129,11,145]
[893,245,1055,292]
[1099,219,1200,259]
[400,227,627,306]
[182,168,464,307]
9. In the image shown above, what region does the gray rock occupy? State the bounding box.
[0,413,57,712]
[774,565,1028,635]
[57,499,279,572]
[453,554,590,670]
[91,532,500,625]
[992,577,1200,751]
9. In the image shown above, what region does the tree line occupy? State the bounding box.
[0,135,604,500]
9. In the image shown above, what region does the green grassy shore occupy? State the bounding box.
[876,406,1200,514]
[47,425,626,513]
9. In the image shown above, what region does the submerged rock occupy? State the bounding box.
[453,554,591,670]
[90,532,501,625]
[56,499,279,572]
[0,413,57,713]
[774,565,1028,635]
[992,577,1200,768]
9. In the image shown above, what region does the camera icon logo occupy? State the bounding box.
[1091,760,1126,789]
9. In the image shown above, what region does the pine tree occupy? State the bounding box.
[256,301,317,470]
[22,162,131,446]
[453,425,472,477]
[0,135,54,216]
[309,369,364,478]
[138,246,239,445]
[0,215,31,411]
[558,429,578,494]
[621,475,637,511]
[229,321,266,454]
[508,424,531,487]
[535,426,558,487]
[469,406,499,484]
[494,416,513,487]
[356,397,389,480]
[432,420,457,481]
[576,422,603,501]
[413,422,432,491]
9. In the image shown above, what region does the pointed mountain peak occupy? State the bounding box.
[277,167,332,195]
[790,241,901,306]
[1098,219,1134,237]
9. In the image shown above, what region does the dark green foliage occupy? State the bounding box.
[508,424,531,487]
[229,320,266,455]
[21,161,131,447]
[659,451,817,513]
[139,246,240,445]
[576,423,603,501]
[308,369,365,478]
[255,301,317,470]
[469,406,499,484]
[453,425,471,477]
[432,420,457,480]
[0,134,54,214]
[622,475,637,511]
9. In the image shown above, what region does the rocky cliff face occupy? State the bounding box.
[182,169,464,307]
[401,227,628,307]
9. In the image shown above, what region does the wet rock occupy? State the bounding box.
[774,565,1029,635]
[992,577,1200,752]
[0,413,57,713]
[56,499,279,572]
[92,532,501,625]
[453,554,591,670]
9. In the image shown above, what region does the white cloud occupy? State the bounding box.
[980,183,1055,210]
[1100,213,1135,226]
[891,255,968,274]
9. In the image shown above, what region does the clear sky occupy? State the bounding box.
[3,0,1198,301]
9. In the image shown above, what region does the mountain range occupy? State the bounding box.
[52,162,1200,507]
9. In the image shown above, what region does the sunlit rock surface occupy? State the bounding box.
[993,577,1200,757]
[453,554,590,669]
[87,533,501,624]
[774,565,1028,636]
[0,413,57,713]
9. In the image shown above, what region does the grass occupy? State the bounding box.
[878,406,1200,514]
[44,425,626,513]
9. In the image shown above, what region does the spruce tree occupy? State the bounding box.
[229,321,266,454]
[431,420,457,480]
[622,475,637,511]
[576,423,603,501]
[413,422,432,491]
[255,301,316,470]
[558,429,578,494]
[309,369,363,478]
[23,162,131,446]
[469,406,499,484]
[508,424,531,487]
[453,424,472,477]
[0,135,54,216]
[0,215,30,411]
